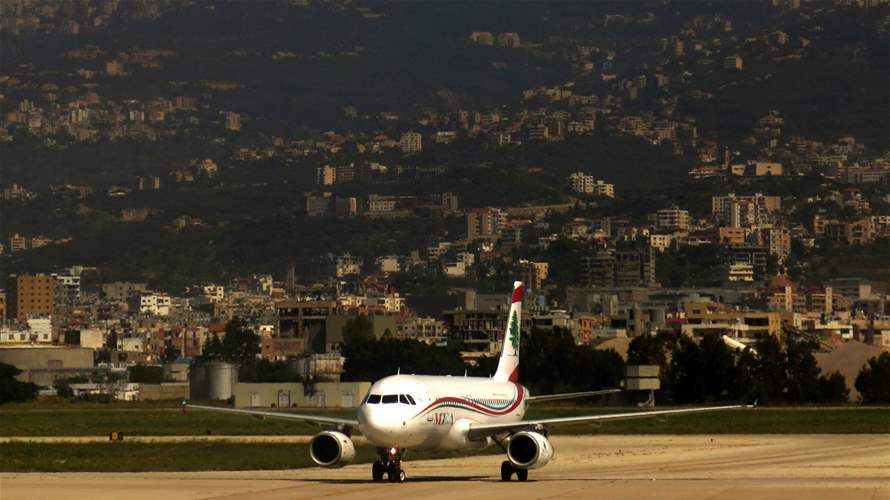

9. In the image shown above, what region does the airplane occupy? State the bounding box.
[187,281,748,483]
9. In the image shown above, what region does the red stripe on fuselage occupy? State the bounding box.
[413,382,524,418]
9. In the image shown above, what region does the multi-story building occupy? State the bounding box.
[335,254,363,278]
[443,308,531,354]
[814,216,876,245]
[723,54,743,70]
[224,111,241,131]
[128,293,172,316]
[276,300,339,353]
[8,234,27,253]
[578,247,656,288]
[317,165,336,186]
[466,207,506,241]
[768,227,791,262]
[649,233,674,252]
[100,282,148,302]
[399,132,422,154]
[718,226,750,245]
[655,207,690,232]
[712,193,781,225]
[721,245,769,280]
[6,274,56,320]
[567,172,615,198]
[727,263,755,282]
[517,260,549,291]
[375,255,402,275]
[53,273,82,304]
[396,316,447,344]
[682,303,786,345]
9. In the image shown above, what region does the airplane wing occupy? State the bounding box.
[467,404,748,440]
[527,388,622,403]
[186,404,359,429]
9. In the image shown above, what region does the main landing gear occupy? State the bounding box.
[500,460,528,481]
[373,447,406,483]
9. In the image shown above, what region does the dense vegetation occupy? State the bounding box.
[855,353,890,404]
[0,363,38,405]
[628,332,850,405]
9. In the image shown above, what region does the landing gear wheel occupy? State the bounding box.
[372,461,384,481]
[501,460,514,481]
[516,468,528,481]
[387,463,404,483]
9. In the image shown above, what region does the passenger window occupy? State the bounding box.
[382,394,398,404]
[367,394,381,404]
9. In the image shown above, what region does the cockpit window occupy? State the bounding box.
[367,394,381,404]
[381,394,399,404]
[405,394,417,405]
[399,394,410,404]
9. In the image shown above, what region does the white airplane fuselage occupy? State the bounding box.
[357,374,529,450]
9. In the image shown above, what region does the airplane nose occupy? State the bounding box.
[360,405,406,441]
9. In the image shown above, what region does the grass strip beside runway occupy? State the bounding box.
[0,442,496,472]
[1,407,888,437]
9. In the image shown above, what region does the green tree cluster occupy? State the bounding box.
[199,318,300,383]
[127,365,164,384]
[517,327,625,396]
[200,318,261,365]
[0,363,38,404]
[855,353,890,403]
[340,316,465,381]
[628,333,849,404]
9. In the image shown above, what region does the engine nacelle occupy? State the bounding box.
[309,431,355,468]
[507,431,554,469]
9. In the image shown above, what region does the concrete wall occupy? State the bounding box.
[234,383,303,408]
[140,383,190,401]
[0,347,94,386]
[310,381,371,408]
[233,381,371,408]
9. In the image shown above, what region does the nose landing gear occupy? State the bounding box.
[373,447,406,483]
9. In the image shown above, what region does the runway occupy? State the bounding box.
[2,435,888,499]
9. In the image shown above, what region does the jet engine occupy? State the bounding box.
[506,431,553,469]
[309,430,355,468]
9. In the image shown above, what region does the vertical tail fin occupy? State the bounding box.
[493,281,523,383]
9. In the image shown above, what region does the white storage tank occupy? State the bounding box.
[189,362,236,401]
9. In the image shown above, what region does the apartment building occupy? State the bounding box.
[6,274,56,320]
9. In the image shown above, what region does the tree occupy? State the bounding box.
[627,332,676,399]
[128,365,163,384]
[0,363,38,405]
[732,334,844,404]
[162,339,180,363]
[201,319,260,365]
[342,337,465,382]
[783,336,822,402]
[519,327,624,396]
[855,353,890,403]
[240,359,301,383]
[669,333,739,403]
[817,371,849,404]
[220,319,261,365]
[342,316,375,346]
